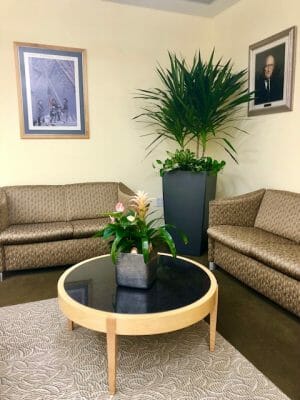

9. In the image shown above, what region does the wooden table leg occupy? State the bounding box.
[209,287,218,352]
[67,319,74,331]
[106,318,117,395]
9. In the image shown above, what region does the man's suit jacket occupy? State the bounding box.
[254,73,284,105]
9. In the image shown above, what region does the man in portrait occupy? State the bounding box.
[254,52,284,105]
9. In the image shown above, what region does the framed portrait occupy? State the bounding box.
[14,42,89,138]
[248,26,296,116]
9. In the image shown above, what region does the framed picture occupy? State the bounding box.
[248,26,296,116]
[14,42,89,138]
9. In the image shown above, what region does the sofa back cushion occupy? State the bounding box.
[255,189,300,243]
[4,186,67,224]
[65,182,118,220]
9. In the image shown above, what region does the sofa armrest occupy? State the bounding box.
[209,189,265,227]
[0,189,9,232]
[118,182,135,210]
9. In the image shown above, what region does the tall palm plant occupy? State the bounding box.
[135,51,254,163]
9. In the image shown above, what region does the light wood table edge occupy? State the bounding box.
[57,253,218,336]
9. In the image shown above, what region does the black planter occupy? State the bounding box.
[163,170,217,256]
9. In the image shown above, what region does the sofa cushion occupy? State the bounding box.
[4,186,67,224]
[0,222,73,245]
[4,237,109,271]
[254,190,300,243]
[65,182,118,221]
[207,225,300,280]
[71,218,108,239]
[213,242,300,317]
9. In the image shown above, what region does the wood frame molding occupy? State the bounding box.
[14,41,89,139]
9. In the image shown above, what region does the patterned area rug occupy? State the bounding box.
[0,299,290,400]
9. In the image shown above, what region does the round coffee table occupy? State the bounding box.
[57,253,218,395]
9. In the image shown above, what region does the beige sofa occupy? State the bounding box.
[207,189,300,317]
[0,182,133,280]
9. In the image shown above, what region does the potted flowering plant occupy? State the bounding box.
[95,191,187,288]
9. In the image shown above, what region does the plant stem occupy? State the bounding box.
[201,133,206,158]
[196,136,200,158]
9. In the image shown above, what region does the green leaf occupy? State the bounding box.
[152,149,225,174]
[158,228,177,258]
[221,137,237,154]
[111,234,123,264]
[102,226,117,240]
[94,230,104,238]
[176,229,189,245]
[141,237,150,263]
[224,147,239,164]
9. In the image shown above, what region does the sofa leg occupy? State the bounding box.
[209,262,217,271]
[0,272,4,282]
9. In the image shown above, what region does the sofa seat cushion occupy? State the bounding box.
[208,225,300,280]
[0,222,73,245]
[71,218,108,239]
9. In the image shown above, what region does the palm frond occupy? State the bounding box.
[134,50,254,161]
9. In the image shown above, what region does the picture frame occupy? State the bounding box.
[14,42,89,138]
[248,26,296,116]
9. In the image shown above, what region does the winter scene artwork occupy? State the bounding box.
[14,43,89,138]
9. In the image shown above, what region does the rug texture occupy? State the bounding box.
[0,298,290,400]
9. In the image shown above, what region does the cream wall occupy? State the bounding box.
[0,0,212,198]
[212,0,300,197]
[1,0,299,200]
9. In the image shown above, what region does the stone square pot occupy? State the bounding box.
[115,253,157,289]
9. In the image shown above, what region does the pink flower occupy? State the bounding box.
[115,202,125,212]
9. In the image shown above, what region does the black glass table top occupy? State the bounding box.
[64,255,211,314]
